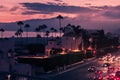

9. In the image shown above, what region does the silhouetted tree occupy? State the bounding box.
[53,29,57,37]
[35,27,40,37]
[45,30,50,41]
[69,25,82,50]
[45,30,50,37]
[0,28,4,38]
[24,24,30,44]
[41,24,47,37]
[15,29,23,38]
[56,15,63,37]
[24,24,30,38]
[15,31,19,38]
[17,21,24,37]
[50,27,55,37]
[38,24,47,37]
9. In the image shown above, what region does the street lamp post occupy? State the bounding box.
[88,37,94,56]
[7,49,13,80]
[89,37,93,48]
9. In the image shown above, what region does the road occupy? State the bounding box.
[49,59,98,80]
[46,49,120,80]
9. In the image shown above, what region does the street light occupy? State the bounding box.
[8,49,13,72]
[7,49,13,80]
[88,37,93,50]
[89,37,93,47]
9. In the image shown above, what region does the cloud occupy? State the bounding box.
[103,11,120,19]
[22,10,52,15]
[90,5,109,10]
[9,6,19,11]
[54,0,64,3]
[0,5,19,12]
[90,5,120,19]
[84,3,91,6]
[47,2,67,6]
[0,5,4,8]
[20,2,95,14]
[0,5,7,11]
[54,0,63,2]
[102,6,120,19]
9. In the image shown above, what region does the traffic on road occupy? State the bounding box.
[50,50,120,80]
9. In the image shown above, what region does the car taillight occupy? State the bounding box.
[99,77,102,79]
[111,76,114,78]
[115,77,120,80]
[93,50,96,54]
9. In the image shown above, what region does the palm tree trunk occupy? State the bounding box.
[75,38,77,50]
[20,25,22,38]
[0,32,2,38]
[66,37,67,49]
[26,28,28,38]
[26,28,28,44]
[59,19,61,37]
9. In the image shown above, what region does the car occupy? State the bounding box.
[107,74,115,80]
[93,75,103,80]
[99,58,104,61]
[116,57,120,62]
[102,63,110,67]
[115,71,120,78]
[107,53,112,57]
[95,70,103,75]
[88,66,96,72]
[108,66,115,73]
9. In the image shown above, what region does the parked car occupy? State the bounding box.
[95,70,103,75]
[107,74,115,80]
[108,66,115,73]
[102,63,110,67]
[115,71,120,78]
[93,75,103,80]
[88,66,96,72]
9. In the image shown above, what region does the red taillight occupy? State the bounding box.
[99,76,102,79]
[95,71,102,74]
[93,50,96,54]
[115,77,120,80]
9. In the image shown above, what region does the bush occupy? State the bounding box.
[43,52,84,72]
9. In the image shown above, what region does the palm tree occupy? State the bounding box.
[41,24,47,37]
[24,24,30,38]
[15,31,19,38]
[80,29,87,51]
[15,29,23,37]
[24,24,30,44]
[0,28,4,38]
[50,27,55,37]
[17,21,24,37]
[53,29,57,37]
[45,30,50,40]
[63,24,73,49]
[56,15,63,37]
[35,27,40,37]
[38,24,47,37]
[69,24,82,50]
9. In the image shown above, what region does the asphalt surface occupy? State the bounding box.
[45,49,120,80]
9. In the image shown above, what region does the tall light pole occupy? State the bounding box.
[7,49,13,80]
[89,37,93,47]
